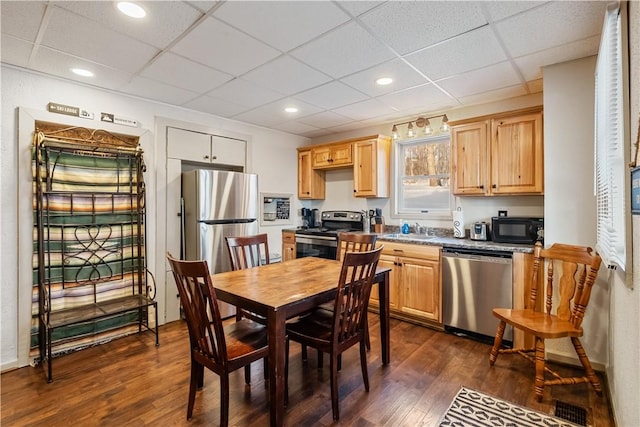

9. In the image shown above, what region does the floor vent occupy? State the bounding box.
[554,400,588,426]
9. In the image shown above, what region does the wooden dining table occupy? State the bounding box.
[211,256,391,427]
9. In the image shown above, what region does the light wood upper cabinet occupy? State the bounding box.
[450,108,543,196]
[297,135,390,200]
[353,135,391,198]
[491,113,543,194]
[312,143,353,169]
[298,149,325,199]
[451,121,489,195]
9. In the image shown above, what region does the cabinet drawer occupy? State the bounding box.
[282,232,295,243]
[380,242,440,261]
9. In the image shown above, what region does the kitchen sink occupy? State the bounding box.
[380,233,438,241]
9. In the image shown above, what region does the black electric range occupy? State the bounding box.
[294,210,364,259]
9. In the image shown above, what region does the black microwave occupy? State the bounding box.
[491,217,544,244]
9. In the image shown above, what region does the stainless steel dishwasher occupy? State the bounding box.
[442,247,513,345]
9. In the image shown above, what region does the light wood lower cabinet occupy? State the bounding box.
[282,231,296,262]
[370,242,442,326]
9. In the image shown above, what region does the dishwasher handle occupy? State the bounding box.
[442,247,512,263]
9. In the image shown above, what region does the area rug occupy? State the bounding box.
[439,387,581,427]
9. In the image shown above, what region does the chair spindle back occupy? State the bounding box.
[226,234,270,270]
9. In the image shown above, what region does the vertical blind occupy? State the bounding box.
[595,2,628,270]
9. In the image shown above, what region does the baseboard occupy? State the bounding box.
[1,358,19,374]
[546,351,606,372]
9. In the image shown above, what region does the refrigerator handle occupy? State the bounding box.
[180,197,186,260]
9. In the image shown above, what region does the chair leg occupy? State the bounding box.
[244,364,251,385]
[534,337,545,402]
[337,354,342,371]
[263,357,268,381]
[301,344,308,363]
[317,349,323,370]
[489,320,506,366]
[360,339,369,392]
[220,373,230,427]
[284,338,290,407]
[364,314,371,351]
[329,352,340,421]
[571,337,603,393]
[187,361,200,420]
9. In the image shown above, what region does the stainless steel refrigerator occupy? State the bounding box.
[182,169,259,318]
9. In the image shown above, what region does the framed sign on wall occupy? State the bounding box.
[632,167,640,215]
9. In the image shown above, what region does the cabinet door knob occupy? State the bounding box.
[479,185,484,189]
[203,155,209,160]
[212,156,217,160]
[492,184,497,189]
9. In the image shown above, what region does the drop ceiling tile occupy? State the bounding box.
[458,84,528,106]
[183,95,249,118]
[294,81,369,110]
[234,98,323,127]
[271,121,320,135]
[378,83,453,111]
[118,76,200,106]
[171,16,281,76]
[495,1,607,58]
[338,1,385,17]
[242,55,332,95]
[42,7,159,73]
[482,1,545,23]
[205,78,284,109]
[1,36,33,67]
[214,1,350,52]
[436,62,522,98]
[405,26,507,81]
[1,1,46,42]
[290,22,395,78]
[186,1,218,14]
[54,1,202,49]
[299,111,352,128]
[361,1,487,55]
[514,35,600,81]
[333,98,396,121]
[30,46,134,90]
[340,58,428,97]
[140,52,232,93]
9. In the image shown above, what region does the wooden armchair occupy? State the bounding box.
[167,253,269,427]
[284,246,383,420]
[489,242,603,402]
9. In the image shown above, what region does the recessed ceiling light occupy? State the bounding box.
[71,68,94,77]
[284,107,298,113]
[376,77,393,86]
[117,2,146,18]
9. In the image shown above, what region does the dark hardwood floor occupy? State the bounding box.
[1,318,614,426]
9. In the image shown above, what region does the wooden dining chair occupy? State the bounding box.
[166,253,269,426]
[489,242,603,402]
[301,233,378,364]
[284,246,382,421]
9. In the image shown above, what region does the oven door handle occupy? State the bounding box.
[295,235,337,246]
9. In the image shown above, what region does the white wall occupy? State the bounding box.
[0,65,308,370]
[543,56,611,367]
[608,2,640,425]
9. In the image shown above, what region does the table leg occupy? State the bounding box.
[378,270,390,365]
[267,311,286,427]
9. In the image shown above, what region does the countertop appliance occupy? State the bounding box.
[491,216,544,244]
[470,221,490,241]
[182,169,258,318]
[294,210,364,259]
[442,247,513,345]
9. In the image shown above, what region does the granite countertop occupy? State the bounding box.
[376,233,536,254]
[283,227,535,254]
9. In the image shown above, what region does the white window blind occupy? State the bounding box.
[595,2,627,270]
